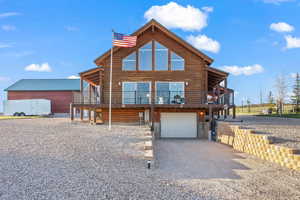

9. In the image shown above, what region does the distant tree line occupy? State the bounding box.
[241,73,300,115]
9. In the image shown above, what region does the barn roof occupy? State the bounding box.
[4,79,81,91]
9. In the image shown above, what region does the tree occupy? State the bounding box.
[267,91,274,114]
[267,91,274,104]
[259,89,263,105]
[291,73,300,113]
[275,74,287,115]
[246,99,251,113]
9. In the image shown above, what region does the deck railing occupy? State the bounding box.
[72,90,234,106]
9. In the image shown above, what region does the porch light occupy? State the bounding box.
[185,82,189,86]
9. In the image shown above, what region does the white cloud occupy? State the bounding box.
[187,34,220,53]
[0,12,21,18]
[68,75,80,79]
[285,35,300,49]
[0,42,13,48]
[1,25,16,31]
[144,2,211,31]
[64,26,79,32]
[290,73,298,78]
[24,63,52,72]
[262,0,295,5]
[270,22,294,32]
[220,64,264,76]
[202,6,214,13]
[0,76,10,82]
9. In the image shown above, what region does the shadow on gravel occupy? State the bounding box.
[155,140,250,180]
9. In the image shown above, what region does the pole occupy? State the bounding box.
[109,30,114,130]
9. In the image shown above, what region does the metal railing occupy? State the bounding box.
[73,90,234,106]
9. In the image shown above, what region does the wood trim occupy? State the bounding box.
[152,40,155,71]
[168,49,171,71]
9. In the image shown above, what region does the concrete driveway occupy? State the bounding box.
[156,140,249,179]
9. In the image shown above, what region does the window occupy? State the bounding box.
[122,82,151,104]
[155,42,168,70]
[171,52,184,70]
[139,42,152,71]
[122,52,136,71]
[156,82,184,104]
[121,41,185,71]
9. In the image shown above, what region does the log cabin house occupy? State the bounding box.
[71,19,235,139]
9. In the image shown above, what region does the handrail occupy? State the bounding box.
[72,90,234,106]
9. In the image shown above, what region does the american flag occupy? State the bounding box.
[113,32,137,47]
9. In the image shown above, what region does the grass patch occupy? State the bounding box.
[0,116,44,120]
[255,114,300,119]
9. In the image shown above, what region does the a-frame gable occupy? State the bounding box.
[94,19,213,66]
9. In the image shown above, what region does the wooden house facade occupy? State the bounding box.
[71,19,235,139]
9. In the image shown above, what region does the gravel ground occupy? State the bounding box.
[232,115,300,149]
[0,118,299,200]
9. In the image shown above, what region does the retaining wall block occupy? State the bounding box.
[217,122,300,172]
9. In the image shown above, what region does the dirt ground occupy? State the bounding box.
[0,118,299,200]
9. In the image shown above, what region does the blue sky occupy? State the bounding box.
[0,0,300,111]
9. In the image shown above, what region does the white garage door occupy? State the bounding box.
[161,112,197,138]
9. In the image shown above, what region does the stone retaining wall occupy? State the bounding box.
[217,122,300,171]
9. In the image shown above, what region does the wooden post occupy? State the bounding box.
[70,103,74,121]
[233,106,236,119]
[209,106,212,125]
[80,78,84,121]
[150,81,155,130]
[88,84,92,121]
[93,109,97,124]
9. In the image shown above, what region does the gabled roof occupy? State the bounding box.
[94,19,214,65]
[4,79,81,91]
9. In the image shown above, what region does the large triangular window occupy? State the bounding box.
[139,42,152,71]
[122,52,136,71]
[155,41,168,71]
[121,40,185,71]
[171,52,184,71]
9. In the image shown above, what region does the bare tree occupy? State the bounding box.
[275,74,287,115]
[267,91,274,114]
[246,98,251,113]
[291,73,300,113]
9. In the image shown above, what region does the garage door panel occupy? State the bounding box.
[161,113,197,138]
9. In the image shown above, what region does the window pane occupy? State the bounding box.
[155,42,168,71]
[156,82,170,104]
[171,52,184,70]
[123,82,151,104]
[122,52,136,71]
[170,82,184,104]
[139,42,152,71]
[156,82,185,104]
[123,82,136,104]
[136,83,150,104]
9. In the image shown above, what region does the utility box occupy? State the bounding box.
[3,99,51,116]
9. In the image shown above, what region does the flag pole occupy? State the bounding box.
[109,30,114,131]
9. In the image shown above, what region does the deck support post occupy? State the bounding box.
[93,109,97,124]
[80,78,84,121]
[70,103,74,121]
[233,106,236,119]
[80,107,84,121]
[88,84,92,122]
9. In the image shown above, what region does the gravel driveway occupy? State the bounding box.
[0,118,299,200]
